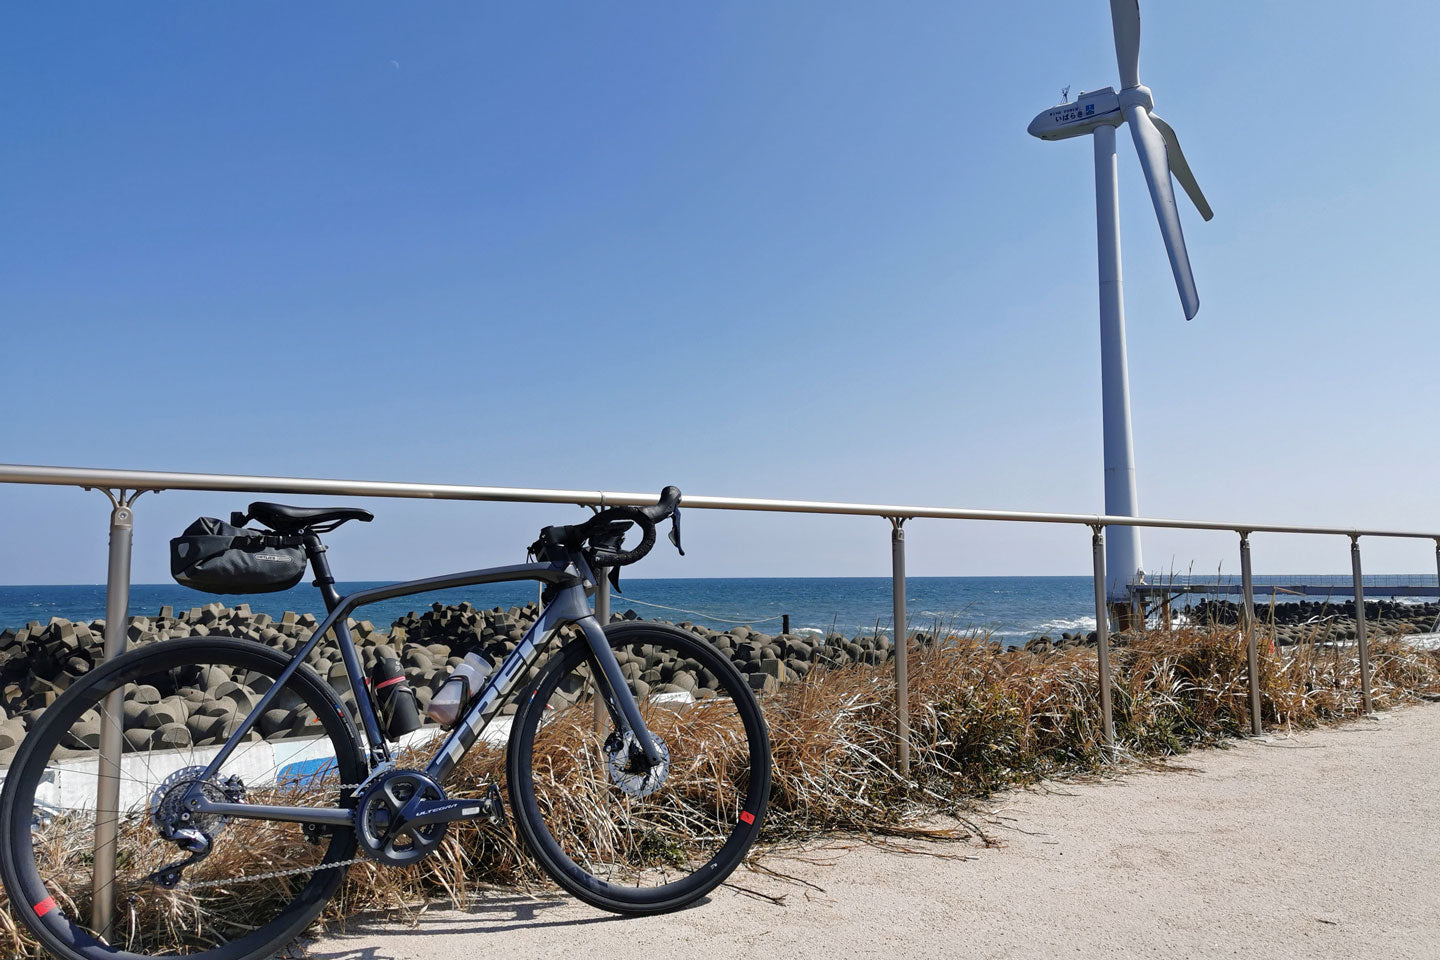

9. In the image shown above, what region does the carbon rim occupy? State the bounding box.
[508,624,770,911]
[0,639,365,960]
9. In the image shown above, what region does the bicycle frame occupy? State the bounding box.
[187,542,660,828]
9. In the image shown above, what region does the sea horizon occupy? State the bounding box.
[4,573,1435,642]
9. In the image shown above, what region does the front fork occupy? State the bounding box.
[576,616,666,768]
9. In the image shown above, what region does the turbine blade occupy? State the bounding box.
[1110,0,1142,89]
[1150,114,1213,221]
[1126,106,1199,320]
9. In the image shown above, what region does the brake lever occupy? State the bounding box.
[607,565,623,595]
[669,508,684,556]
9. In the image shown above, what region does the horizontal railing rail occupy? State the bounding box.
[4,462,1440,540]
[2,459,1435,930]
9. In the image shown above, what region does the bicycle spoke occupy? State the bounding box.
[3,639,363,958]
[512,625,769,909]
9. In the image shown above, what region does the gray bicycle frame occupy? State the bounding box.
[187,556,661,828]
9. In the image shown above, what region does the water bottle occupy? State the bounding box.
[427,652,492,726]
[369,655,422,738]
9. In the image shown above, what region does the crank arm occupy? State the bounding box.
[401,785,504,829]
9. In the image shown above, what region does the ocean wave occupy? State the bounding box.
[914,610,985,622]
[1033,617,1098,633]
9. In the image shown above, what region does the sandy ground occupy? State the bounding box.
[305,704,1440,960]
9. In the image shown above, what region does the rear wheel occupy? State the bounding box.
[0,638,367,960]
[507,622,771,914]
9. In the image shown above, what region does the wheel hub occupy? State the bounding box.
[150,767,244,838]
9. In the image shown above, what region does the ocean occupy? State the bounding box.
[2,575,1431,642]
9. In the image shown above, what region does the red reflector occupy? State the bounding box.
[34,896,55,917]
[739,810,755,825]
[374,675,406,691]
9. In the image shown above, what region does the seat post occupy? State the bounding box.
[304,532,343,612]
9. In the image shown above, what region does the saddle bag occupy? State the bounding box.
[170,517,308,594]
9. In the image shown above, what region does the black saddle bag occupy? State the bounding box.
[170,517,308,595]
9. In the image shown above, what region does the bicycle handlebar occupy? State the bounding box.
[532,485,684,571]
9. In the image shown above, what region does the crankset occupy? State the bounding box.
[355,769,505,867]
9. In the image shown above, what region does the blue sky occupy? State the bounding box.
[2,1,1438,584]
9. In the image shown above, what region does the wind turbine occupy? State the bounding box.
[1027,0,1213,611]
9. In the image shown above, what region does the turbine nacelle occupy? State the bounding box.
[1027,87,1121,141]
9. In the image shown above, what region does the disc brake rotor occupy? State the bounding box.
[606,731,670,798]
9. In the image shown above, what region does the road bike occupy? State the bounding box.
[0,487,772,959]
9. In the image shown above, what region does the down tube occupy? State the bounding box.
[425,590,587,783]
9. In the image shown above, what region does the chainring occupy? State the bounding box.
[355,769,448,866]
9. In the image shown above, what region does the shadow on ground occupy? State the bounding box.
[301,890,707,960]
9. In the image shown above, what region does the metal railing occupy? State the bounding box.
[3,461,1438,933]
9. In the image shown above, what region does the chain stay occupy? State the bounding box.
[179,779,371,891]
[179,774,504,890]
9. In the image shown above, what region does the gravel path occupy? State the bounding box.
[305,704,1440,960]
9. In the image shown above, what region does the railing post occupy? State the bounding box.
[890,519,910,777]
[1349,537,1373,714]
[1090,526,1116,749]
[1239,532,1262,735]
[91,490,138,937]
[1434,540,1440,612]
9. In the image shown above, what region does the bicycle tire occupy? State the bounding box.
[506,621,771,914]
[0,637,367,960]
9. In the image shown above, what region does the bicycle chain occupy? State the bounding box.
[179,780,372,891]
[174,761,507,891]
[182,854,371,890]
[177,773,504,891]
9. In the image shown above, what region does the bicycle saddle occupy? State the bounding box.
[244,502,374,533]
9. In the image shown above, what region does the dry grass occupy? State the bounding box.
[3,626,1439,956]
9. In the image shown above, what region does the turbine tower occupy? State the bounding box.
[1027,0,1213,611]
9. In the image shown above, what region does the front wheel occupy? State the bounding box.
[507,621,771,914]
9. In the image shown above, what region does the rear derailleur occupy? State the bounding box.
[145,769,245,889]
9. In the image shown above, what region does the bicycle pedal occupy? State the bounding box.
[484,782,507,828]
